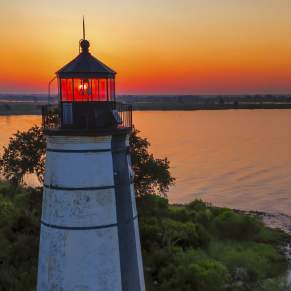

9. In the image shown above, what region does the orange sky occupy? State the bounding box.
[0,0,291,94]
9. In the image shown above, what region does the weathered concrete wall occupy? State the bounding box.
[38,225,121,291]
[37,134,145,291]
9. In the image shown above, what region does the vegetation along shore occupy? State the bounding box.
[0,126,290,290]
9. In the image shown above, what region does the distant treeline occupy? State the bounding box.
[118,95,291,110]
[1,94,291,113]
[1,93,291,103]
[119,94,291,103]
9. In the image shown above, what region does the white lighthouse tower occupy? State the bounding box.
[37,24,145,291]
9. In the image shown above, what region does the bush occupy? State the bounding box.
[208,241,287,286]
[212,210,261,240]
[0,186,40,291]
[156,248,230,291]
[139,196,210,250]
[257,278,291,291]
[137,194,169,218]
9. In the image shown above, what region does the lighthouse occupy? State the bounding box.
[37,22,145,291]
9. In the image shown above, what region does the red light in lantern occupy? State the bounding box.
[79,79,90,95]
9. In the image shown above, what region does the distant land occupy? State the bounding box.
[1,94,291,115]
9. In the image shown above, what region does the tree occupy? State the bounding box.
[0,126,175,197]
[130,129,175,197]
[0,126,46,186]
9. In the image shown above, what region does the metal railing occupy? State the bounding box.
[42,101,132,131]
[42,104,60,130]
[115,102,132,130]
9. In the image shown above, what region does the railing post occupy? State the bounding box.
[42,106,45,128]
[130,105,132,128]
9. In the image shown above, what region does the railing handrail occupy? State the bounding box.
[42,101,132,131]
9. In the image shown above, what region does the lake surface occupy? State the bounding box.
[1,110,291,216]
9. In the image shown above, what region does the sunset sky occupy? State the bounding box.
[0,0,291,94]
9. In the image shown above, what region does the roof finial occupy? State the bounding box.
[83,16,86,40]
[80,16,90,53]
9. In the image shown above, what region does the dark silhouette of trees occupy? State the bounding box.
[0,126,46,186]
[130,129,175,197]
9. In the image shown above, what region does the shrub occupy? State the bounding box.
[208,241,287,286]
[137,194,169,218]
[212,210,260,240]
[257,278,291,291]
[157,248,230,291]
[0,188,40,291]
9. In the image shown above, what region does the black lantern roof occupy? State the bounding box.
[57,39,116,79]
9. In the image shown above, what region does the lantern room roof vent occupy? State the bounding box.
[56,17,116,78]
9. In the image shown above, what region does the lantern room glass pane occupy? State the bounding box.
[61,79,73,101]
[99,79,107,101]
[60,78,115,102]
[91,79,99,101]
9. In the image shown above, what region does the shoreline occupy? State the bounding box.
[231,208,291,235]
[2,101,291,115]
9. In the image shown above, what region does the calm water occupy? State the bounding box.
[1,110,291,216]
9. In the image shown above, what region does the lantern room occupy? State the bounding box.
[42,33,132,132]
[57,39,116,102]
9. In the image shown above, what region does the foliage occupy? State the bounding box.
[152,248,230,291]
[130,129,175,196]
[138,195,289,291]
[0,126,175,197]
[212,210,261,240]
[0,126,46,186]
[0,182,288,291]
[0,182,41,291]
[208,241,286,285]
[257,278,291,291]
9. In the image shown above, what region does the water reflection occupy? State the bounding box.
[133,110,291,215]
